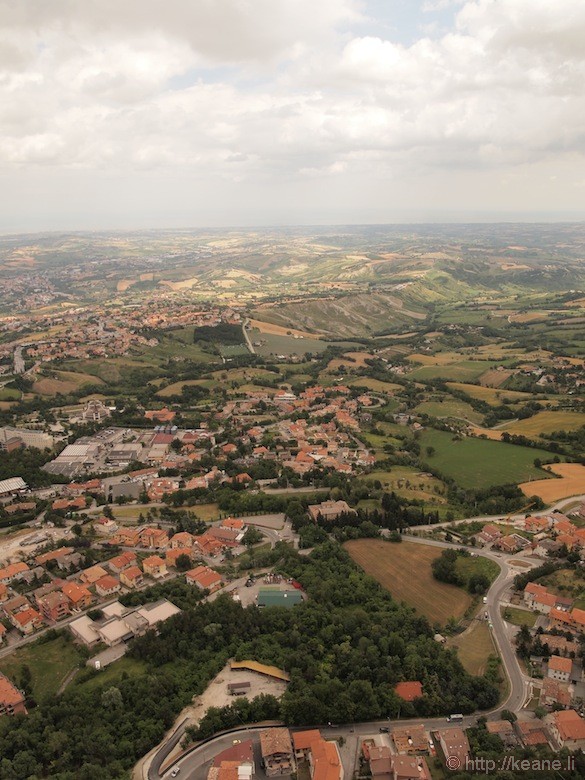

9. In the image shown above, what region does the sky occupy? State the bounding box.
[1,0,584,231]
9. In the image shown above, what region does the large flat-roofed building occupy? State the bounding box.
[69,615,101,647]
[308,500,356,523]
[0,426,54,451]
[0,477,27,501]
[260,728,295,777]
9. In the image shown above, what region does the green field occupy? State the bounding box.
[0,635,82,701]
[253,331,332,356]
[73,657,146,692]
[414,398,483,425]
[409,361,500,382]
[448,620,497,676]
[501,606,537,627]
[419,428,555,489]
[0,387,20,401]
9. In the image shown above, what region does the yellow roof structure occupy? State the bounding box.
[230,660,290,682]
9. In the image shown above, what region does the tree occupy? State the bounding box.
[242,526,264,547]
[175,553,192,571]
[501,709,517,722]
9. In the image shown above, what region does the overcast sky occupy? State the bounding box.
[1,0,584,231]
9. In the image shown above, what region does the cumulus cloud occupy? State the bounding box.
[0,0,583,226]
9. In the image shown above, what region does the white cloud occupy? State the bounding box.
[0,0,583,227]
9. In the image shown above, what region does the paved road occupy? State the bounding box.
[408,494,585,532]
[400,534,535,713]
[242,319,255,355]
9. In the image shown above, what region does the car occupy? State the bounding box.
[233,739,241,745]
[170,769,180,778]
[379,727,389,733]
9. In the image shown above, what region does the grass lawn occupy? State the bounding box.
[448,619,496,675]
[0,387,20,401]
[74,656,147,692]
[455,555,500,585]
[419,428,555,490]
[191,503,221,521]
[0,634,83,701]
[500,606,537,627]
[344,538,473,626]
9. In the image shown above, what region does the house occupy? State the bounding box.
[535,539,562,558]
[145,407,176,423]
[61,582,92,611]
[220,518,247,532]
[485,721,518,748]
[37,591,70,622]
[147,478,179,501]
[364,744,392,779]
[165,548,193,568]
[94,516,118,536]
[113,527,141,547]
[142,556,167,579]
[260,728,295,776]
[391,725,429,754]
[394,681,423,702]
[139,527,169,550]
[79,564,109,585]
[547,655,572,682]
[0,562,30,585]
[308,500,356,523]
[107,551,137,574]
[540,678,573,709]
[547,710,585,749]
[533,592,557,614]
[169,531,195,549]
[35,547,75,566]
[392,756,431,780]
[207,527,242,546]
[0,674,27,717]
[437,729,469,771]
[209,738,255,780]
[95,575,121,598]
[292,730,342,780]
[524,516,550,533]
[120,566,144,589]
[0,624,6,643]
[186,565,223,592]
[515,720,550,747]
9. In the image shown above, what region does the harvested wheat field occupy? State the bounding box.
[344,538,472,624]
[520,463,585,503]
[468,425,504,441]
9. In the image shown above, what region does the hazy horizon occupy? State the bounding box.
[1,1,584,232]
